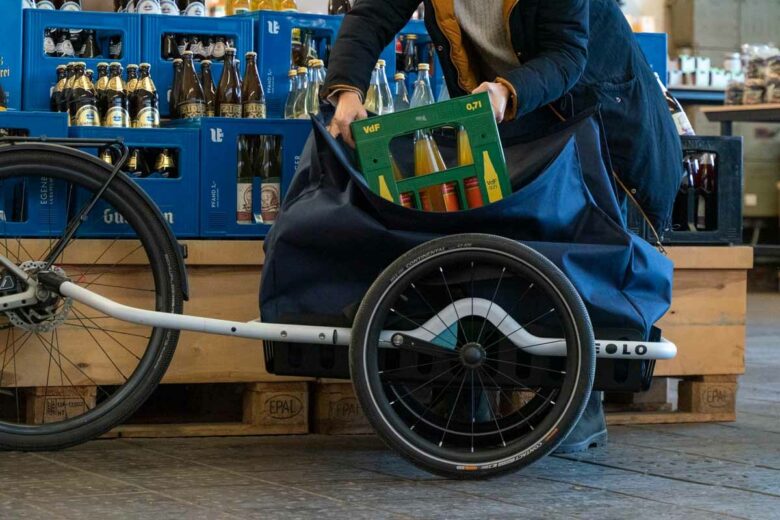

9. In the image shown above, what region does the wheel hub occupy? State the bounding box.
[459,342,486,368]
[3,261,72,333]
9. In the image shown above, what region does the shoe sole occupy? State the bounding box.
[553,430,608,455]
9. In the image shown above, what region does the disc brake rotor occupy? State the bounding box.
[4,261,72,333]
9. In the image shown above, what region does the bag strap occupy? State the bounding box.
[547,104,666,254]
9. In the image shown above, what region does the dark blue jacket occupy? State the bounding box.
[324,0,682,233]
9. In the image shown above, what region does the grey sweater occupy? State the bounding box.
[454,0,520,80]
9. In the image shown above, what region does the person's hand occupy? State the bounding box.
[328,91,367,147]
[472,82,510,123]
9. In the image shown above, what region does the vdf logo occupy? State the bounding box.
[210,128,224,143]
[267,20,280,34]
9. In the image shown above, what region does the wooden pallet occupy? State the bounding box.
[605,375,738,425]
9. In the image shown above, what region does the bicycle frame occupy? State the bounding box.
[11,272,675,361]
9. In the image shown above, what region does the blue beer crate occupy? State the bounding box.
[0,3,26,110]
[168,117,310,238]
[245,11,342,118]
[0,111,70,237]
[23,10,142,112]
[67,126,200,238]
[141,14,253,117]
[635,32,668,86]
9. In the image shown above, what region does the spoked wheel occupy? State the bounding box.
[0,147,183,450]
[351,234,595,478]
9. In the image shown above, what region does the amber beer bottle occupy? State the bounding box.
[260,136,281,224]
[68,62,100,127]
[328,0,350,14]
[201,60,217,117]
[216,48,242,118]
[61,62,76,113]
[132,63,160,128]
[242,51,266,118]
[176,51,206,119]
[236,136,253,224]
[290,29,303,68]
[170,58,183,119]
[104,62,129,128]
[125,148,147,178]
[155,149,176,178]
[51,65,67,112]
[125,63,139,117]
[94,62,109,118]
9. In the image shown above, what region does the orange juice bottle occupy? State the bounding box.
[457,125,474,166]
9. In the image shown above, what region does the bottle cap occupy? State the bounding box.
[394,72,405,80]
[225,47,236,54]
[56,64,67,70]
[173,57,183,63]
[97,62,109,67]
[127,64,138,69]
[288,69,297,77]
[76,61,87,67]
[182,50,193,56]
[140,63,151,68]
[406,34,418,40]
[418,63,430,71]
[109,61,122,67]
[246,51,257,57]
[297,67,308,73]
[377,59,386,66]
[201,59,212,65]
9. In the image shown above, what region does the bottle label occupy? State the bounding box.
[36,0,56,8]
[134,106,160,128]
[203,41,215,59]
[56,40,75,57]
[160,0,179,14]
[127,153,138,170]
[72,105,100,127]
[179,101,206,119]
[219,103,242,118]
[155,154,174,171]
[237,182,253,224]
[44,36,56,55]
[109,40,122,57]
[672,112,695,136]
[189,40,204,57]
[104,106,130,128]
[261,180,280,224]
[212,42,226,60]
[243,102,266,119]
[60,1,82,11]
[136,0,161,14]
[184,2,205,16]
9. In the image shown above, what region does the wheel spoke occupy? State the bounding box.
[33,333,97,413]
[389,363,461,405]
[475,267,506,344]
[71,307,143,361]
[389,307,455,350]
[409,282,458,347]
[479,365,534,432]
[484,357,566,375]
[33,332,111,400]
[481,363,555,405]
[69,308,132,378]
[378,357,455,376]
[482,308,556,351]
[476,369,507,448]
[479,282,534,349]
[489,338,564,358]
[438,368,469,447]
[405,365,466,432]
[438,266,463,347]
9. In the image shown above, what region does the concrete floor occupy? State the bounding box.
[1,295,779,520]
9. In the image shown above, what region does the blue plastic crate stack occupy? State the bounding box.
[0,3,678,240]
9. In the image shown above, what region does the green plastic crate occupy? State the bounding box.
[351,93,510,210]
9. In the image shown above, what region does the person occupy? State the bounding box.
[322,0,682,453]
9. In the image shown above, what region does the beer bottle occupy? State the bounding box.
[125,64,139,121]
[94,62,109,117]
[132,63,160,128]
[160,0,179,14]
[189,35,205,61]
[170,58,183,118]
[68,62,100,127]
[292,66,308,118]
[124,148,147,178]
[79,29,101,58]
[393,73,409,111]
[176,51,206,119]
[236,136,254,224]
[61,62,76,112]
[182,0,205,16]
[212,36,227,62]
[301,30,317,66]
[176,35,189,58]
[44,28,56,57]
[656,74,694,136]
[108,36,122,60]
[232,0,250,13]
[403,34,418,73]
[154,149,176,178]
[86,69,95,84]
[328,0,350,14]
[278,0,297,11]
[260,136,281,224]
[201,60,216,117]
[35,0,57,8]
[251,0,274,9]
[104,62,129,128]
[99,146,114,165]
[60,0,82,10]
[135,0,161,13]
[304,59,324,116]
[55,30,75,58]
[162,34,179,60]
[425,42,436,77]
[290,29,303,68]
[203,36,215,60]
[242,51,266,118]
[51,65,68,112]
[216,48,242,118]
[283,68,297,119]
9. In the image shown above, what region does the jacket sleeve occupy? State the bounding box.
[498,0,588,121]
[322,0,420,100]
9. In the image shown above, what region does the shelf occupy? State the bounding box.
[701,104,780,123]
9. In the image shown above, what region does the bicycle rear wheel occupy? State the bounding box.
[0,146,183,450]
